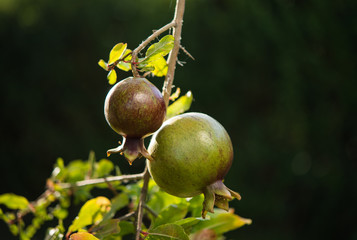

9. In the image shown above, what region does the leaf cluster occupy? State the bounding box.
[98,35,174,85]
[0,152,251,240]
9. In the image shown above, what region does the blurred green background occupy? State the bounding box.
[1,0,356,239]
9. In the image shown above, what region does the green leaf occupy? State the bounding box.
[68,197,111,233]
[172,218,202,234]
[0,193,29,210]
[107,70,117,85]
[147,181,185,214]
[98,59,108,71]
[70,232,100,240]
[152,203,189,228]
[191,211,252,235]
[95,159,114,177]
[66,160,90,183]
[108,43,127,65]
[102,193,129,222]
[166,91,193,119]
[92,219,120,239]
[117,221,134,237]
[143,35,174,63]
[148,224,189,240]
[188,195,204,218]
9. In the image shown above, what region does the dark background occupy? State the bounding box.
[1,0,357,239]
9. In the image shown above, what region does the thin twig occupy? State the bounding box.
[180,45,195,60]
[58,173,144,189]
[135,166,151,240]
[118,211,136,221]
[144,204,159,218]
[162,0,186,106]
[131,21,176,78]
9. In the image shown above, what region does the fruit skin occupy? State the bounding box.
[104,77,166,164]
[147,112,241,218]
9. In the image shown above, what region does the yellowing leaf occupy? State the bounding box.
[148,56,168,77]
[191,211,252,235]
[70,232,99,240]
[98,59,108,71]
[108,43,127,65]
[166,91,193,119]
[117,49,132,72]
[0,193,29,210]
[68,197,111,233]
[107,70,117,85]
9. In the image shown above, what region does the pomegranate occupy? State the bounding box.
[104,77,166,164]
[147,112,241,218]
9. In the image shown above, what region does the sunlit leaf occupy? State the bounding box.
[166,91,193,119]
[108,43,127,65]
[70,232,99,240]
[117,49,132,72]
[98,59,108,71]
[191,210,252,235]
[66,160,90,183]
[152,203,189,228]
[68,197,111,233]
[147,181,185,214]
[143,35,174,63]
[0,193,29,210]
[107,70,117,85]
[147,224,189,240]
[148,56,168,77]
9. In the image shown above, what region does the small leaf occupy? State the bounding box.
[152,203,189,228]
[0,193,29,210]
[53,206,68,220]
[107,70,117,85]
[191,211,252,235]
[98,59,108,71]
[148,56,168,77]
[68,197,111,233]
[148,224,189,240]
[143,35,174,63]
[117,49,132,72]
[166,91,193,119]
[70,232,100,240]
[108,43,127,65]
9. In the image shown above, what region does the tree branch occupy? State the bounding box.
[59,173,144,189]
[162,0,186,106]
[131,21,176,78]
[135,1,185,239]
[135,166,151,240]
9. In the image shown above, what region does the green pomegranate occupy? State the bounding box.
[147,112,241,218]
[104,77,166,164]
